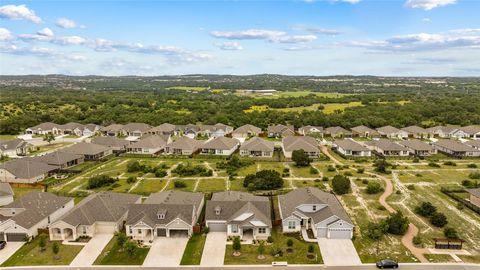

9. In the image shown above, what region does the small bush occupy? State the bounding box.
[174,181,187,188]
[344,171,352,177]
[308,244,315,253]
[362,179,369,184]
[444,227,458,239]
[309,167,319,175]
[126,176,137,184]
[430,212,448,227]
[407,184,415,190]
[366,181,383,194]
[467,163,478,168]
[469,172,480,180]
[413,235,423,247]
[357,168,365,174]
[428,162,440,168]
[443,161,457,166]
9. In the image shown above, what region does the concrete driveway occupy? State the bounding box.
[200,232,227,266]
[70,233,113,266]
[0,242,25,265]
[318,238,362,266]
[143,237,188,267]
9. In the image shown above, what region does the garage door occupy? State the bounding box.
[207,222,227,232]
[0,232,4,241]
[95,224,116,234]
[6,233,27,242]
[157,228,167,237]
[317,227,327,238]
[328,228,352,239]
[169,229,189,238]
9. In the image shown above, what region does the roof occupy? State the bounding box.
[466,188,480,198]
[298,126,323,134]
[0,158,58,179]
[399,139,435,151]
[334,139,370,151]
[129,135,169,149]
[268,124,294,134]
[101,124,125,132]
[123,123,152,133]
[145,190,204,211]
[202,137,239,150]
[166,136,203,151]
[0,139,28,152]
[282,136,318,152]
[351,125,379,136]
[0,182,14,196]
[325,126,351,135]
[126,203,195,227]
[364,139,409,151]
[57,192,140,226]
[148,123,176,133]
[60,122,84,130]
[200,123,233,133]
[5,192,72,229]
[62,142,111,156]
[402,125,427,134]
[376,125,401,135]
[32,151,84,166]
[434,139,480,152]
[27,122,59,131]
[465,140,480,148]
[91,136,130,148]
[278,187,352,225]
[232,124,262,135]
[425,125,459,134]
[240,137,274,152]
[459,125,480,135]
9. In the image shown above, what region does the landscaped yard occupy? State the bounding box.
[2,236,83,266]
[180,233,206,265]
[196,178,226,193]
[94,236,149,265]
[12,186,44,199]
[130,179,168,195]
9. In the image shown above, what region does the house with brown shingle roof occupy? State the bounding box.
[0,183,14,206]
[433,139,480,157]
[62,142,113,161]
[240,137,274,158]
[267,124,295,138]
[425,126,459,138]
[466,188,480,207]
[282,136,319,158]
[25,122,62,135]
[164,136,204,155]
[465,140,480,150]
[199,123,234,138]
[123,123,152,137]
[0,158,59,183]
[452,125,480,140]
[232,124,262,139]
[364,139,410,157]
[351,125,380,138]
[333,139,371,157]
[101,124,126,137]
[401,125,430,139]
[32,151,84,169]
[324,126,352,138]
[91,136,130,153]
[200,137,240,156]
[298,126,324,137]
[147,123,177,136]
[127,135,171,155]
[376,126,408,139]
[0,138,31,157]
[398,139,437,156]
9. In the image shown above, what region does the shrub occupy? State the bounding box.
[117,232,128,247]
[292,149,312,167]
[258,241,265,255]
[413,158,420,163]
[344,171,352,177]
[309,167,319,175]
[467,163,478,168]
[327,165,336,172]
[366,181,383,194]
[243,170,283,191]
[286,238,293,247]
[444,227,458,239]
[174,181,187,188]
[362,179,369,184]
[308,244,315,253]
[322,176,329,182]
[407,184,415,190]
[469,172,480,180]
[428,162,440,168]
[233,236,241,251]
[374,159,391,174]
[267,236,273,243]
[415,202,437,217]
[443,161,457,166]
[430,212,448,227]
[357,168,365,174]
[413,235,423,246]
[127,160,143,172]
[385,212,409,235]
[87,175,116,189]
[155,169,167,178]
[172,163,211,176]
[125,241,137,257]
[331,175,351,195]
[126,176,137,184]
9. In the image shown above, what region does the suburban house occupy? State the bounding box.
[332,139,371,157]
[0,158,58,183]
[179,124,201,139]
[426,126,459,138]
[0,183,14,206]
[232,124,262,139]
[240,137,275,158]
[324,126,351,138]
[164,136,203,156]
[147,123,177,136]
[376,126,408,139]
[205,191,272,240]
[91,136,130,154]
[351,125,380,138]
[364,139,410,157]
[278,187,354,239]
[433,139,480,157]
[62,142,113,161]
[200,137,240,156]
[267,124,295,138]
[123,123,152,137]
[199,123,233,138]
[127,135,171,155]
[125,191,204,241]
[298,126,324,137]
[49,192,141,241]
[59,122,102,137]
[401,125,430,139]
[399,139,437,156]
[282,136,319,158]
[0,192,73,242]
[453,126,480,140]
[0,139,31,157]
[465,140,480,150]
[33,151,85,169]
[466,188,480,207]
[101,124,126,137]
[25,122,62,135]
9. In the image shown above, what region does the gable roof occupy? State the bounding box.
[91,136,130,148]
[433,139,480,152]
[123,123,152,133]
[148,123,176,133]
[240,137,274,152]
[0,158,58,179]
[27,122,59,131]
[325,126,351,136]
[233,124,262,135]
[62,142,111,155]
[376,125,402,135]
[145,190,204,211]
[402,125,427,134]
[466,188,480,198]
[351,125,379,136]
[32,151,84,166]
[60,122,84,130]
[0,182,14,196]
[126,203,195,227]
[202,137,239,150]
[465,140,480,149]
[101,124,125,132]
[364,139,409,151]
[334,139,370,152]
[398,139,435,151]
[425,125,459,135]
[298,126,323,134]
[282,136,318,152]
[129,135,169,149]
[166,136,203,151]
[0,139,29,152]
[459,125,480,135]
[267,124,294,134]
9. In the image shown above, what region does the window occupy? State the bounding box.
[258,228,266,234]
[288,220,296,229]
[129,227,133,234]
[83,226,87,234]
[231,224,238,233]
[138,229,142,234]
[312,205,317,211]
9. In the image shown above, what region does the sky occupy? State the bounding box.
[0,0,479,76]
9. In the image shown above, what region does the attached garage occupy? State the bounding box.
[328,228,352,239]
[95,223,116,234]
[316,227,327,238]
[6,233,27,242]
[169,229,189,238]
[207,222,227,232]
[157,228,167,237]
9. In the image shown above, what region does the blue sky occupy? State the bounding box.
[0,0,479,76]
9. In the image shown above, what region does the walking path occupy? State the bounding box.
[320,146,342,165]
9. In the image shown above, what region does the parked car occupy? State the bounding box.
[0,241,6,250]
[376,259,399,269]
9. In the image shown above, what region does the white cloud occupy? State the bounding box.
[405,0,456,10]
[210,29,317,44]
[52,36,86,46]
[298,27,341,35]
[0,44,87,62]
[37,27,54,37]
[0,27,13,41]
[55,18,77,29]
[0,4,42,23]
[214,41,243,51]
[422,18,431,22]
[271,35,317,43]
[305,0,361,3]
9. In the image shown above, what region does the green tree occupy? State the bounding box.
[430,212,448,227]
[257,241,265,256]
[366,221,389,253]
[233,236,241,252]
[331,175,351,195]
[38,234,47,252]
[286,238,294,247]
[43,133,55,144]
[415,202,437,217]
[243,170,283,191]
[52,242,60,259]
[117,232,128,248]
[125,241,137,257]
[292,149,311,167]
[366,181,382,194]
[444,227,458,239]
[385,212,409,235]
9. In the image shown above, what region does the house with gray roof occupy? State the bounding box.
[0,138,31,157]
[267,124,295,138]
[0,192,73,242]
[200,137,240,156]
[0,183,14,206]
[205,191,271,240]
[164,136,203,156]
[376,126,408,139]
[59,123,102,137]
[364,139,410,157]
[298,126,324,137]
[123,123,152,137]
[399,139,437,156]
[278,187,354,239]
[91,136,130,153]
[147,123,177,136]
[401,125,430,139]
[25,122,62,135]
[0,158,59,183]
[453,125,480,140]
[62,142,113,160]
[101,124,126,137]
[433,139,480,157]
[33,151,84,169]
[351,125,380,138]
[324,126,351,138]
[199,123,234,138]
[426,126,459,138]
[232,124,262,139]
[240,137,275,158]
[282,136,319,158]
[333,139,371,157]
[127,135,171,155]
[125,191,204,241]
[466,188,480,208]
[465,140,480,150]
[49,192,141,241]
[177,124,201,139]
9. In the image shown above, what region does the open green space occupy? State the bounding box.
[94,236,149,265]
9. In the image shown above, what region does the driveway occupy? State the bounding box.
[143,237,188,267]
[0,242,25,265]
[318,238,362,266]
[70,233,113,266]
[200,232,227,266]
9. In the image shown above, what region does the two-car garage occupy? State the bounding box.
[316,227,353,239]
[156,228,189,237]
[0,232,27,242]
[206,221,227,232]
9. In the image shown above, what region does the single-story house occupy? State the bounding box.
[59,122,86,136]
[200,137,240,156]
[81,124,103,137]
[178,124,200,139]
[127,135,170,155]
[364,139,410,157]
[91,136,130,154]
[147,123,177,136]
[0,183,14,206]
[123,123,152,137]
[0,192,73,242]
[282,136,319,158]
[101,124,126,137]
[324,126,352,138]
[240,137,274,158]
[0,158,59,183]
[433,139,480,157]
[425,126,459,138]
[267,124,295,138]
[49,192,141,241]
[351,125,380,138]
[332,139,371,157]
[465,140,480,150]
[398,139,437,156]
[401,126,430,139]
[164,136,203,156]
[466,188,480,208]
[376,126,408,139]
[205,191,271,240]
[298,126,324,137]
[199,123,234,138]
[33,151,85,169]
[232,124,262,139]
[25,122,62,135]
[0,139,31,157]
[278,187,354,239]
[126,191,204,241]
[62,142,113,161]
[453,126,480,140]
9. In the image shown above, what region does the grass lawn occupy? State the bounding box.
[289,165,318,178]
[397,169,477,185]
[130,179,168,195]
[2,236,83,266]
[229,178,247,191]
[259,162,285,174]
[293,180,326,190]
[180,233,206,265]
[12,186,44,199]
[94,236,149,265]
[236,164,258,177]
[196,178,226,193]
[166,179,196,192]
[322,102,363,114]
[0,134,17,140]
